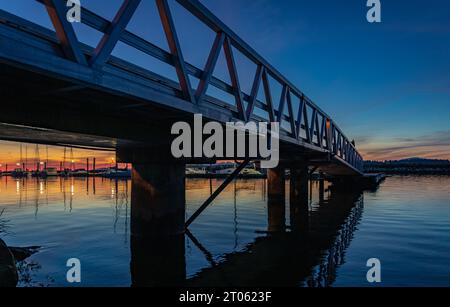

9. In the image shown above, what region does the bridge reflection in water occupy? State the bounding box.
[131,180,364,287]
[1,176,363,287]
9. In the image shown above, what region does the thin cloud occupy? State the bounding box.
[359,130,450,161]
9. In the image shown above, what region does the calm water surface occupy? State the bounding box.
[0,175,449,287]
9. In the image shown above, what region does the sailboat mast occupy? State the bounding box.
[63,147,67,170]
[46,146,49,169]
[25,145,28,171]
[35,144,40,171]
[20,143,23,169]
[70,148,74,171]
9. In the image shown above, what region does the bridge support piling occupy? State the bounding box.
[131,161,185,237]
[319,174,325,202]
[267,165,286,232]
[267,198,286,233]
[267,166,285,201]
[290,164,309,232]
[122,147,187,286]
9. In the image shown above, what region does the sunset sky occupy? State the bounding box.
[1,0,449,163]
[0,141,116,170]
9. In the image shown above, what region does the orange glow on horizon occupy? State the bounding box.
[358,142,450,162]
[0,141,118,170]
[0,138,449,168]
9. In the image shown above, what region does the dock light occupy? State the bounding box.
[16,163,20,166]
[40,162,44,165]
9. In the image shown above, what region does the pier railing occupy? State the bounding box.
[18,0,363,171]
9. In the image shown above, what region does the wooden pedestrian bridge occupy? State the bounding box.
[0,0,366,236]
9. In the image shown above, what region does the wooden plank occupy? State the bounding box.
[89,0,141,67]
[156,0,195,103]
[43,0,87,65]
[195,31,225,103]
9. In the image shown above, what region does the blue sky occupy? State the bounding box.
[1,0,449,160]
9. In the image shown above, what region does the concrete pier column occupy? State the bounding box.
[267,198,286,232]
[267,166,286,232]
[267,166,285,201]
[122,146,187,286]
[319,175,325,203]
[131,161,185,237]
[290,164,309,232]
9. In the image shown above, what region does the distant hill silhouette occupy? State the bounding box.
[366,157,450,165]
[364,157,450,174]
[396,157,450,164]
[385,158,450,164]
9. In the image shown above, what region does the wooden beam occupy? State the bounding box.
[331,123,335,153]
[262,68,275,122]
[156,0,195,103]
[315,111,321,147]
[185,158,250,228]
[310,109,318,146]
[37,85,85,96]
[223,36,246,121]
[185,229,217,267]
[43,0,87,65]
[296,95,305,140]
[89,0,141,67]
[246,64,263,120]
[285,88,297,140]
[308,166,319,177]
[319,116,324,148]
[195,31,225,104]
[277,84,287,123]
